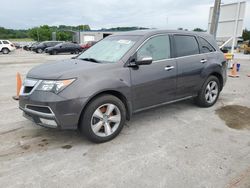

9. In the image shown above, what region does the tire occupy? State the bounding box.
[194,76,221,107]
[37,49,43,53]
[79,95,126,143]
[2,48,10,54]
[75,49,80,54]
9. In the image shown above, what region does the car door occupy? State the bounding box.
[173,34,207,98]
[130,35,177,111]
[59,43,67,53]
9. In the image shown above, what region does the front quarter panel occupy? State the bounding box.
[59,63,131,107]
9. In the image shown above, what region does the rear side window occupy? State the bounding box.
[137,35,171,61]
[174,35,199,57]
[3,41,9,44]
[0,41,2,44]
[198,37,215,53]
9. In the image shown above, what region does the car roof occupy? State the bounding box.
[114,29,212,37]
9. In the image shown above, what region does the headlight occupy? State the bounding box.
[36,79,75,94]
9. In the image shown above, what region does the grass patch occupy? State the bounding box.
[8,38,34,42]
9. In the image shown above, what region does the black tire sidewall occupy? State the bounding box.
[2,48,9,54]
[196,76,220,107]
[80,95,126,143]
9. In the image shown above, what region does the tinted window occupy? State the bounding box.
[174,35,199,57]
[137,35,171,61]
[0,41,2,44]
[199,37,215,53]
[3,41,9,44]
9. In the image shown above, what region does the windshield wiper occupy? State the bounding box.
[79,58,101,63]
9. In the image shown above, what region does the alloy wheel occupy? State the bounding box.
[91,103,121,137]
[205,81,218,104]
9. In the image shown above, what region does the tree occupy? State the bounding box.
[242,29,250,41]
[193,28,205,32]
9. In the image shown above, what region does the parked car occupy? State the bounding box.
[13,42,21,49]
[32,41,63,53]
[80,41,97,51]
[45,42,82,55]
[0,40,15,54]
[19,30,227,143]
[23,42,40,51]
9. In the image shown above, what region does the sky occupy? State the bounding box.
[0,0,249,30]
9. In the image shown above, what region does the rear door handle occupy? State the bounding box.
[200,59,207,63]
[165,65,175,71]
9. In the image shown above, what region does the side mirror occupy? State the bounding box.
[136,56,153,65]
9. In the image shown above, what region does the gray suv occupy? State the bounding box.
[19,30,227,143]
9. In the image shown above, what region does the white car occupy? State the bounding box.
[0,40,15,54]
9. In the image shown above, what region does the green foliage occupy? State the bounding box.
[0,27,28,39]
[0,24,91,41]
[242,29,250,41]
[193,28,205,32]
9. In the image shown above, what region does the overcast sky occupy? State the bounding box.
[1,0,250,30]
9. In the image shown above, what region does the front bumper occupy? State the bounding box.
[19,91,87,130]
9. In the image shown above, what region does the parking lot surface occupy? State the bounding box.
[0,50,250,188]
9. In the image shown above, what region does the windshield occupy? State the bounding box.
[77,35,140,63]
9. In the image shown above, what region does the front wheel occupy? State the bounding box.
[79,95,126,143]
[37,49,43,53]
[194,76,220,107]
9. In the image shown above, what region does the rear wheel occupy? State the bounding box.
[2,48,10,54]
[37,49,43,53]
[75,49,80,54]
[79,95,126,143]
[194,76,220,107]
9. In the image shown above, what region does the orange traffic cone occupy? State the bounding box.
[12,72,22,100]
[229,63,239,78]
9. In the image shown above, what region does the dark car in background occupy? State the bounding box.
[32,41,63,53]
[45,42,82,55]
[19,30,227,143]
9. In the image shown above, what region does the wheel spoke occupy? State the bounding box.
[209,94,213,102]
[92,121,103,133]
[205,92,210,100]
[104,123,112,135]
[108,115,121,123]
[105,104,115,115]
[210,82,216,90]
[93,108,103,119]
[211,89,218,95]
[206,84,211,91]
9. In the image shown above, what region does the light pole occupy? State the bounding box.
[209,0,221,38]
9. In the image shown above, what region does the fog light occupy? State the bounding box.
[39,118,57,127]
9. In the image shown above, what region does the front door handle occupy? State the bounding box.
[200,59,207,63]
[165,65,175,71]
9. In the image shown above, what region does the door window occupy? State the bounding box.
[137,35,171,61]
[174,35,199,57]
[198,37,215,53]
[3,41,9,44]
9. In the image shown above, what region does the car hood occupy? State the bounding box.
[27,59,105,80]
